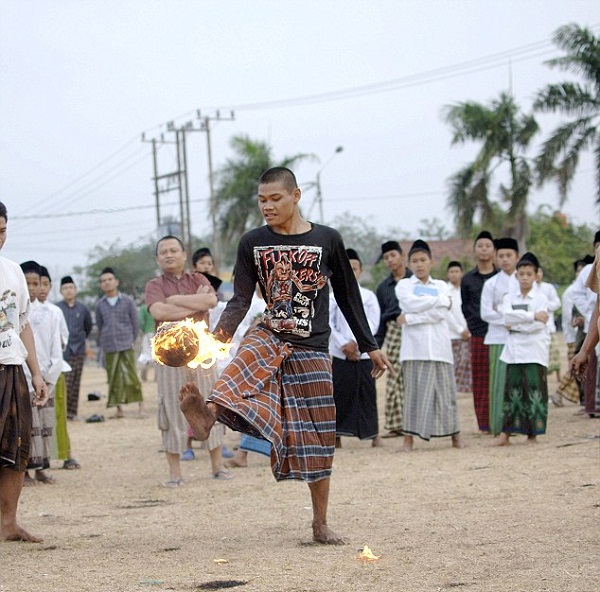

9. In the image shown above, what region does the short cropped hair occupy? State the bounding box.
[447,260,463,270]
[100,266,117,278]
[192,247,212,267]
[0,201,7,221]
[155,235,185,255]
[258,167,298,192]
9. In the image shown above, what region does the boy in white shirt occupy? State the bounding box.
[446,261,471,393]
[481,237,519,435]
[329,249,381,448]
[493,253,549,446]
[396,240,463,452]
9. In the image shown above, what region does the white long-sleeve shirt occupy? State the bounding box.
[481,270,519,345]
[446,282,468,340]
[561,283,578,345]
[329,286,380,360]
[499,284,550,367]
[572,263,596,333]
[396,275,453,364]
[537,281,560,333]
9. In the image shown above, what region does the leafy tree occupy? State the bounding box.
[417,217,452,241]
[534,24,600,206]
[75,240,160,304]
[215,135,314,265]
[444,92,539,251]
[526,205,594,285]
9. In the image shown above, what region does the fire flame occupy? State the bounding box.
[152,319,232,369]
[357,545,381,561]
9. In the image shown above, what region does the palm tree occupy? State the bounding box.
[444,92,539,251]
[534,23,600,207]
[214,135,314,265]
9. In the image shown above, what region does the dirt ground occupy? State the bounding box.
[2,352,599,592]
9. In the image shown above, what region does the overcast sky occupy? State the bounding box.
[1,0,598,280]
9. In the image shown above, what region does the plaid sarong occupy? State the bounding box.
[556,343,581,404]
[452,339,472,393]
[28,387,55,470]
[105,349,143,408]
[209,328,335,483]
[383,320,404,432]
[584,349,599,415]
[402,360,460,441]
[502,363,548,436]
[470,336,490,431]
[65,353,86,419]
[0,365,32,471]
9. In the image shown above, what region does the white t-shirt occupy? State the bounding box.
[0,256,30,365]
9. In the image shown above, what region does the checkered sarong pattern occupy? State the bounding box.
[452,339,472,393]
[65,353,86,419]
[469,336,490,431]
[209,328,335,483]
[384,320,404,432]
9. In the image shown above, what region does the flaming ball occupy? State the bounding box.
[152,321,200,367]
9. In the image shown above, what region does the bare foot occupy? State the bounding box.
[224,452,248,468]
[23,473,37,487]
[371,435,383,447]
[312,522,346,545]
[35,470,56,484]
[525,436,538,445]
[490,433,510,447]
[399,435,413,453]
[179,382,215,441]
[451,435,465,449]
[1,524,43,543]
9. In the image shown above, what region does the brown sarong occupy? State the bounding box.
[0,364,32,471]
[209,328,335,483]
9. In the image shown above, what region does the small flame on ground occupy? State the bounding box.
[152,319,232,369]
[357,545,381,561]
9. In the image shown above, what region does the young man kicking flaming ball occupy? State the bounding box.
[179,167,393,545]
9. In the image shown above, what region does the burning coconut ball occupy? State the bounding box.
[152,321,200,367]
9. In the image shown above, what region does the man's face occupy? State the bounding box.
[99,272,119,296]
[156,238,186,274]
[497,249,518,274]
[447,266,462,286]
[257,181,300,228]
[60,283,77,302]
[349,259,362,281]
[517,265,536,293]
[25,272,41,302]
[382,249,404,273]
[409,251,433,281]
[0,217,6,251]
[474,238,494,262]
[38,277,51,303]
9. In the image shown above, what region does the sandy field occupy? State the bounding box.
[2,355,598,592]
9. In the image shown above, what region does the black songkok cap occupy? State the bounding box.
[582,254,595,266]
[475,230,494,243]
[409,239,431,258]
[346,248,361,263]
[517,252,540,270]
[192,247,212,266]
[61,275,75,286]
[20,260,42,276]
[39,266,50,280]
[494,237,519,253]
[380,240,402,256]
[594,230,600,246]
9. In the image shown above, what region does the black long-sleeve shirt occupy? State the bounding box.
[215,223,378,353]
[374,269,412,347]
[460,266,498,337]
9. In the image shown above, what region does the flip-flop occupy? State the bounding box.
[162,478,184,488]
[212,470,234,480]
[62,458,81,470]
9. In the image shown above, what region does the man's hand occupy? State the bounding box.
[341,341,360,362]
[32,374,48,407]
[461,329,471,340]
[396,314,406,327]
[570,350,588,382]
[534,311,549,324]
[367,350,395,379]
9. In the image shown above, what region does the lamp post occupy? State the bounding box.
[314,146,343,224]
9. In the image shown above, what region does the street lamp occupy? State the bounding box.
[311,146,343,223]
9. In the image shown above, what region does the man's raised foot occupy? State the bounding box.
[179,382,215,441]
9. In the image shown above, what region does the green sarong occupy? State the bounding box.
[53,373,71,460]
[502,363,548,436]
[488,344,506,436]
[106,349,143,407]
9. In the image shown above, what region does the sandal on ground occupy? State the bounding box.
[212,470,234,480]
[162,478,184,488]
[550,395,564,407]
[181,449,195,461]
[62,458,81,470]
[35,471,56,484]
[381,430,403,438]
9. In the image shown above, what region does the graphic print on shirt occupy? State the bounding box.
[254,245,328,337]
[0,289,20,350]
